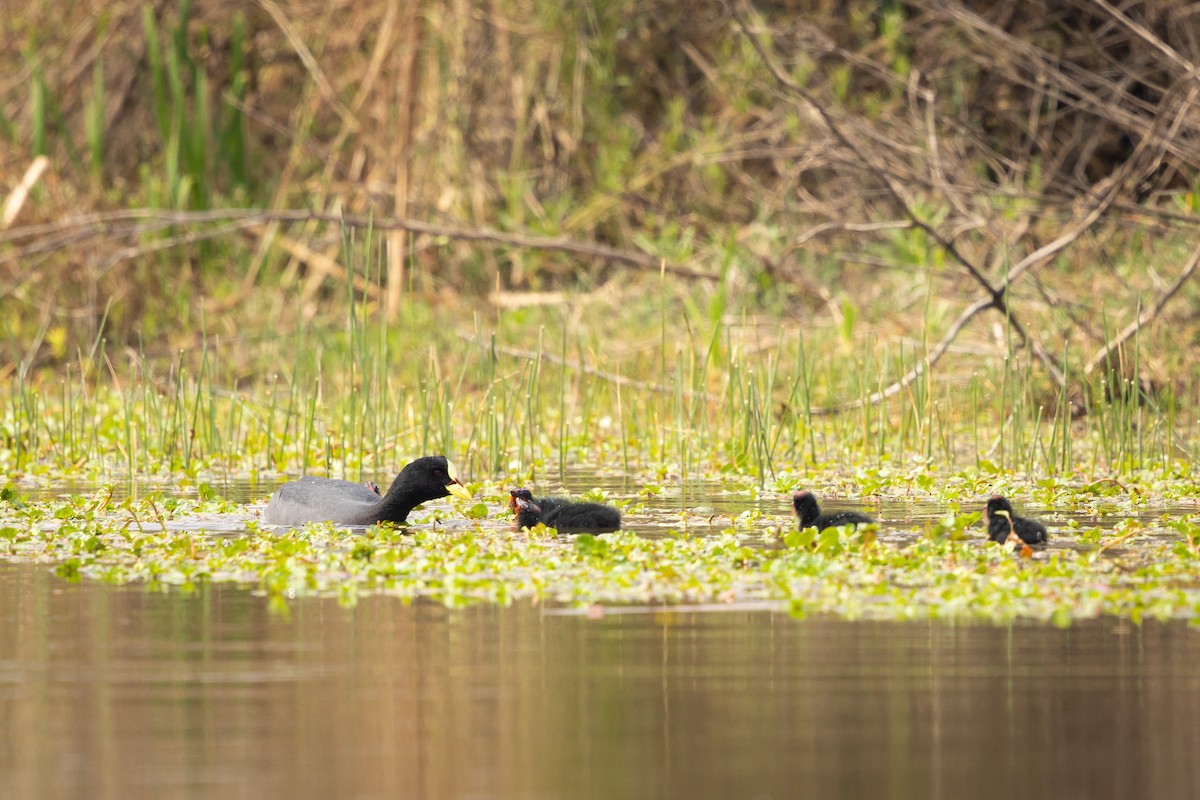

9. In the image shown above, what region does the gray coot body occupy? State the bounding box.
[985,495,1048,545]
[512,495,622,533]
[263,455,471,526]
[792,490,874,531]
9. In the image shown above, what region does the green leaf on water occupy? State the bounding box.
[463,502,490,520]
[815,528,844,556]
[55,559,82,582]
[574,534,609,558]
[783,527,816,549]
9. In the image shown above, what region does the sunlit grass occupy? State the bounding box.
[3,272,1198,490]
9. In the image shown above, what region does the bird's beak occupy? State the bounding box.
[445,461,472,501]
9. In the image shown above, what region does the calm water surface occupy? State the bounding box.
[2,563,1199,800]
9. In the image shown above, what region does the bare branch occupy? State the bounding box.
[735,0,1200,401]
[925,0,1200,169]
[808,297,994,415]
[1,157,48,229]
[457,332,720,403]
[732,0,1068,388]
[1084,242,1200,376]
[0,208,719,281]
[1088,0,1200,78]
[255,0,361,134]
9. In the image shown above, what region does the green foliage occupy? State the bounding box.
[84,61,105,177]
[135,1,247,209]
[29,64,47,156]
[1,492,1197,625]
[8,278,1171,485]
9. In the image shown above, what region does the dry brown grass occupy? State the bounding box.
[1,0,1198,400]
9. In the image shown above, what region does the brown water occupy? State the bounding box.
[2,563,1199,800]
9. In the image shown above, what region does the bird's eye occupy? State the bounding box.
[434,470,445,478]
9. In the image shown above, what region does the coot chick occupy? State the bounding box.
[363,481,381,495]
[507,488,569,516]
[263,455,471,526]
[512,495,622,533]
[985,495,1048,545]
[792,490,874,531]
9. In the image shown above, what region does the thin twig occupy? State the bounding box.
[1084,241,1200,375]
[1,157,48,229]
[809,297,995,415]
[1088,0,1199,77]
[456,332,721,403]
[927,0,1200,168]
[792,219,913,249]
[0,207,719,280]
[255,0,361,133]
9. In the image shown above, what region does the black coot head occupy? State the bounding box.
[512,496,544,528]
[513,496,541,513]
[985,495,1014,519]
[509,488,534,513]
[391,455,470,503]
[792,490,820,526]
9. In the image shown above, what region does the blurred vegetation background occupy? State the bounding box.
[2,0,1199,397]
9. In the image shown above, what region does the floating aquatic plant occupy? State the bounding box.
[1,487,1197,626]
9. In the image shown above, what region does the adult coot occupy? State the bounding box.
[263,455,471,526]
[512,495,622,533]
[985,495,1048,545]
[792,490,874,531]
